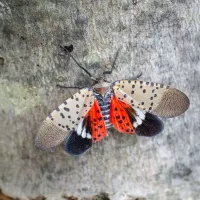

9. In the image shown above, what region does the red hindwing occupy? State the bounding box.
[87,100,107,143]
[110,96,136,134]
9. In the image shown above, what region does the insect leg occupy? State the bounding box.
[56,84,84,90]
[60,45,97,82]
[130,72,143,80]
[103,48,121,75]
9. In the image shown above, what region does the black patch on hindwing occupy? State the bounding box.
[136,112,164,137]
[65,130,92,156]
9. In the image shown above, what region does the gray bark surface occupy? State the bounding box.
[0,0,199,199]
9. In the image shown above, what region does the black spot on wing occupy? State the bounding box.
[64,107,70,111]
[136,113,164,137]
[60,113,65,118]
[65,130,92,156]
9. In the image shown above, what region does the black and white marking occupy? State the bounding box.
[93,89,113,129]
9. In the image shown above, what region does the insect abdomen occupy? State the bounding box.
[93,90,112,129]
[99,102,112,128]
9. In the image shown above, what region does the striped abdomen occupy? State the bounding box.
[93,90,112,129]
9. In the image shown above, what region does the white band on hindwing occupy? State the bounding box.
[133,108,146,128]
[76,119,92,139]
[76,120,92,139]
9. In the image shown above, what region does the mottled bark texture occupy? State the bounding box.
[0,0,199,200]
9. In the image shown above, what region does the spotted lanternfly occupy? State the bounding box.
[35,45,190,156]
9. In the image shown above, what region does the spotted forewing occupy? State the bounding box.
[113,80,189,118]
[35,88,94,150]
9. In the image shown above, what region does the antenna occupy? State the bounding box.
[61,45,97,82]
[103,48,121,75]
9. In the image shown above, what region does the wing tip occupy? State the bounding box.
[152,88,190,118]
[35,119,67,151]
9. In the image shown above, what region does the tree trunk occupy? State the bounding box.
[0,0,199,199]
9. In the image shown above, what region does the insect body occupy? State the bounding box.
[35,46,190,156]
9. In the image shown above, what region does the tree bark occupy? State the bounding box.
[0,0,199,199]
